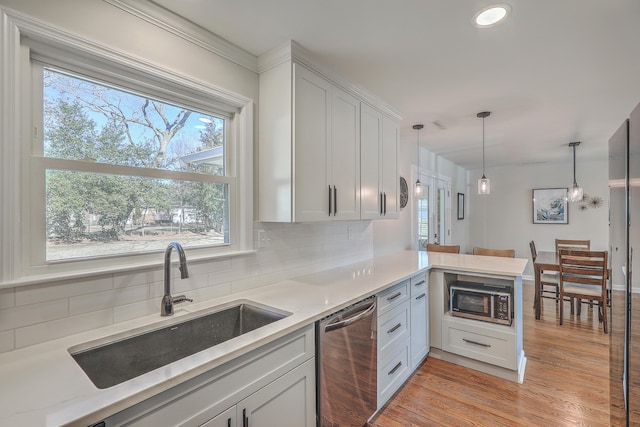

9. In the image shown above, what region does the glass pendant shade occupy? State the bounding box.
[568,182,583,202]
[415,179,422,195]
[478,175,491,195]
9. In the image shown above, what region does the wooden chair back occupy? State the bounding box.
[529,241,537,262]
[426,244,460,254]
[558,249,608,333]
[473,247,515,258]
[555,239,590,252]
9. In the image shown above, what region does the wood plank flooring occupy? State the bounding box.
[370,280,610,427]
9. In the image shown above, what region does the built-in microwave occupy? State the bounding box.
[449,281,512,325]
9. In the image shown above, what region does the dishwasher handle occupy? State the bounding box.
[324,300,376,332]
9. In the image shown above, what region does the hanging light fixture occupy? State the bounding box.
[477,111,491,195]
[413,124,424,195]
[567,141,584,202]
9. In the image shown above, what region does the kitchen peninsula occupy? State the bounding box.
[0,251,526,426]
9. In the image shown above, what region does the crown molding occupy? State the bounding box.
[103,0,258,73]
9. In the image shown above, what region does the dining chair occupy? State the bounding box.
[472,247,515,258]
[529,241,560,304]
[558,249,609,333]
[426,243,460,254]
[555,239,591,314]
[555,239,590,252]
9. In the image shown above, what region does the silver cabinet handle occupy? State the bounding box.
[414,280,425,287]
[415,294,426,300]
[383,192,387,215]
[387,291,402,302]
[387,323,402,334]
[388,361,402,375]
[333,185,337,215]
[328,185,332,216]
[463,338,491,348]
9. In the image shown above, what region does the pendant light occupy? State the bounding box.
[477,111,491,195]
[414,124,424,195]
[567,141,584,202]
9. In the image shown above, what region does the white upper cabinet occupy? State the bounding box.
[360,103,383,219]
[361,104,399,219]
[258,41,400,223]
[381,115,399,218]
[292,65,361,221]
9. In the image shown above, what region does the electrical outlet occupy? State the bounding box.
[347,226,353,240]
[258,230,270,248]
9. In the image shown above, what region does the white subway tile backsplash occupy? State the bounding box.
[114,269,162,288]
[0,330,14,353]
[0,299,69,331]
[69,284,149,316]
[0,288,15,309]
[15,309,113,349]
[16,276,113,306]
[114,298,161,323]
[0,221,374,353]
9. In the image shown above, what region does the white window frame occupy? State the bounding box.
[0,10,254,284]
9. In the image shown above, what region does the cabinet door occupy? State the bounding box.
[201,406,236,427]
[360,103,382,219]
[330,88,361,220]
[381,116,399,218]
[293,64,331,221]
[239,358,316,427]
[410,291,429,369]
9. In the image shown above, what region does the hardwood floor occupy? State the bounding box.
[370,280,610,427]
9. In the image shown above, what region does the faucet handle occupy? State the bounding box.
[173,295,193,305]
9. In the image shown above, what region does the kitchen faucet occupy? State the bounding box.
[161,242,193,316]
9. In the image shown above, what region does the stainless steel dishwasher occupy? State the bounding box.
[317,296,377,427]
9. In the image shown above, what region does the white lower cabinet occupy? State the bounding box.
[202,359,315,427]
[102,325,315,427]
[410,272,429,370]
[376,279,410,408]
[201,406,235,427]
[376,271,430,409]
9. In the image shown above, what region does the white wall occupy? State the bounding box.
[373,140,469,256]
[467,159,609,276]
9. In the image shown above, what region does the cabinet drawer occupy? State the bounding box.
[445,326,515,369]
[378,338,410,405]
[378,302,409,355]
[410,273,427,297]
[377,280,409,314]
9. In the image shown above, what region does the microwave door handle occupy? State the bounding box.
[324,301,376,332]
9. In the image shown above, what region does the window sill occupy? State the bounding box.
[0,249,257,290]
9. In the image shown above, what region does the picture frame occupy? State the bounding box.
[532,188,568,224]
[457,193,464,220]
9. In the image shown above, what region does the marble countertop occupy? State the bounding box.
[0,250,526,426]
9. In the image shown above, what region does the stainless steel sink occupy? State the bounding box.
[69,301,290,389]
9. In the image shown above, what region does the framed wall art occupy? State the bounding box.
[457,193,464,220]
[532,188,568,224]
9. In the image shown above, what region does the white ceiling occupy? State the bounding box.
[150,0,640,170]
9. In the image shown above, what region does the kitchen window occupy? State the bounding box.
[38,67,230,262]
[6,34,254,280]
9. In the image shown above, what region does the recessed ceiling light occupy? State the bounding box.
[473,4,511,28]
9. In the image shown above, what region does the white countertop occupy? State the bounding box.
[0,250,526,426]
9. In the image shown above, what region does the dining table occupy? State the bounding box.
[533,250,559,320]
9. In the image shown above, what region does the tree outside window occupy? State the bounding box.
[42,68,229,261]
